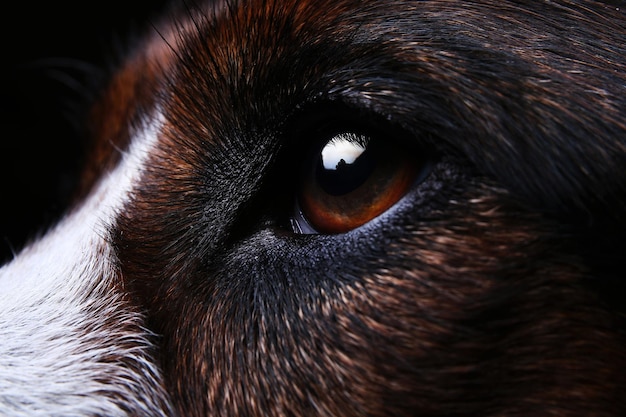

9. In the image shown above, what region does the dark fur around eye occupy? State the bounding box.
[46,1,626,416]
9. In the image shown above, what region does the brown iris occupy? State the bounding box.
[296,131,419,234]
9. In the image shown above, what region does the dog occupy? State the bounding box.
[1,0,625,415]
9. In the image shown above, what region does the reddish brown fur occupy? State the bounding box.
[80,0,626,415]
[78,30,177,200]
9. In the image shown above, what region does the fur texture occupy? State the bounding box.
[0,115,173,415]
[1,0,625,416]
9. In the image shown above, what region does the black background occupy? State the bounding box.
[1,1,170,263]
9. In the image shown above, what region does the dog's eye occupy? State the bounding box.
[291,130,426,234]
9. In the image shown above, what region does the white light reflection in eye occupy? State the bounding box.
[320,133,367,170]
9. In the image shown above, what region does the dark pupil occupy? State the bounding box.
[315,133,376,196]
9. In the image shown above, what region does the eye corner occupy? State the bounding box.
[290,200,321,235]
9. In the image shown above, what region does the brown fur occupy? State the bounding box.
[81,0,626,415]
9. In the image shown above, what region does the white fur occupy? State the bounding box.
[0,113,173,416]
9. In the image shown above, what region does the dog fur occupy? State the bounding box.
[1,0,625,416]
